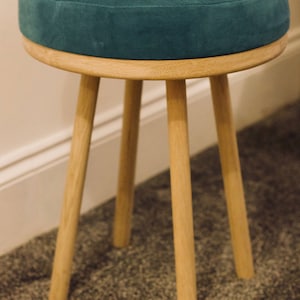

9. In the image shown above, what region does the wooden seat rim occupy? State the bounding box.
[22,34,288,80]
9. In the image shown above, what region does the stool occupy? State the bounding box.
[18,1,290,299]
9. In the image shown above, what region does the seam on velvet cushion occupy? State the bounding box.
[53,0,259,9]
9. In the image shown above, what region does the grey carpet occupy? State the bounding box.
[0,101,299,300]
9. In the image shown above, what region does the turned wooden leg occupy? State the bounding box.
[113,80,143,247]
[49,75,100,300]
[166,80,197,300]
[209,74,254,279]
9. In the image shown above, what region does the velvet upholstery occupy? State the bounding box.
[19,0,290,60]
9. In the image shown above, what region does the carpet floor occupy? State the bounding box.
[0,101,299,300]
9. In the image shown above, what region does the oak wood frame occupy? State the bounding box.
[22,34,288,300]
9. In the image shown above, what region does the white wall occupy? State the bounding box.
[1,1,300,254]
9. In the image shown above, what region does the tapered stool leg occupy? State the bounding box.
[113,80,143,247]
[209,74,254,279]
[166,80,197,300]
[49,75,100,300]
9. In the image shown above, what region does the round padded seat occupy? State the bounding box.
[19,0,289,60]
[18,1,291,300]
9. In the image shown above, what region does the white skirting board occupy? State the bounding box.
[1,30,300,255]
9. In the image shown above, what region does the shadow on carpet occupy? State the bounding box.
[0,101,299,299]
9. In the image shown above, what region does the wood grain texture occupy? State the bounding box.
[209,74,254,279]
[23,34,287,80]
[49,75,100,300]
[166,80,197,300]
[113,80,143,247]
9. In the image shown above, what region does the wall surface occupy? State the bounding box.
[1,1,300,254]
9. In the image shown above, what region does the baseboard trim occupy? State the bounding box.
[1,30,299,254]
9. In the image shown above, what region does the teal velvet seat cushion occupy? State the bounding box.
[19,0,290,60]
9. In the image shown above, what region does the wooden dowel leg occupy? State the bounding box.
[166,80,197,300]
[209,74,254,279]
[113,80,143,247]
[49,75,100,300]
